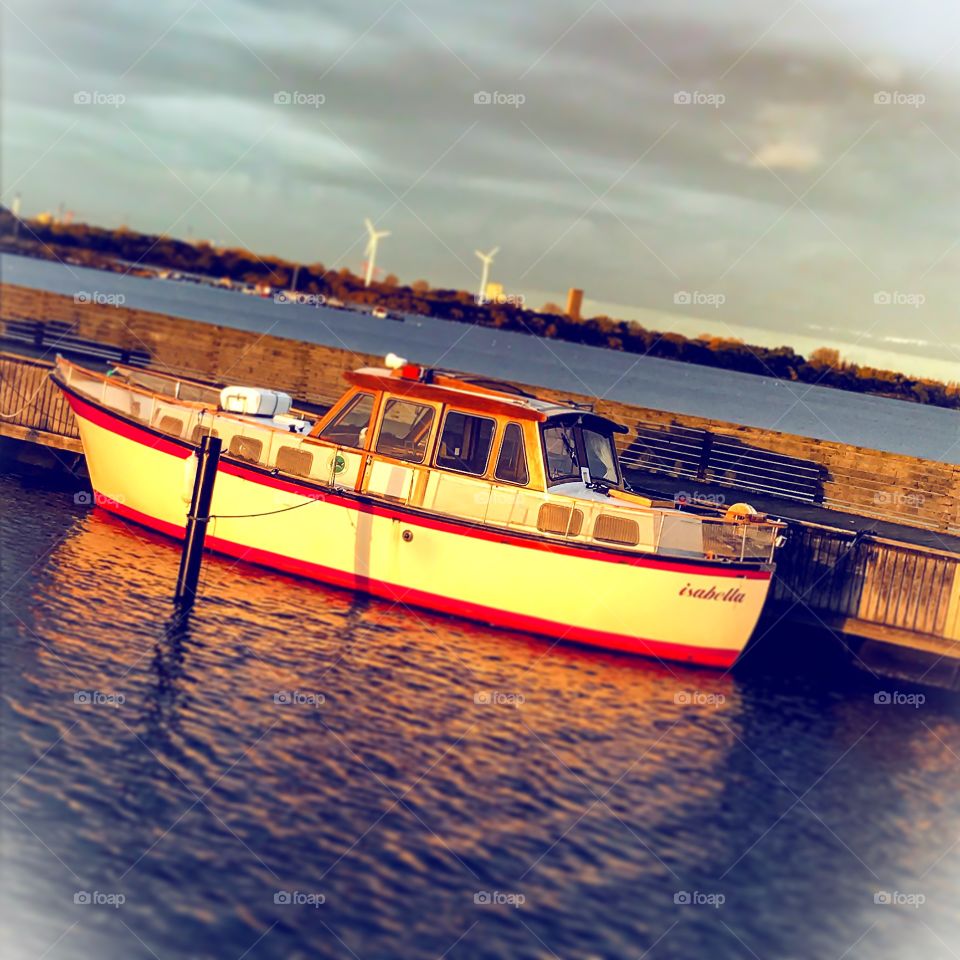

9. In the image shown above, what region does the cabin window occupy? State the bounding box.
[190,424,219,445]
[319,393,374,448]
[229,435,263,463]
[542,422,580,482]
[375,398,435,463]
[435,411,496,476]
[158,415,185,437]
[275,445,314,477]
[494,422,528,485]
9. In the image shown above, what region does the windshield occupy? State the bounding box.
[583,428,619,483]
[542,422,579,481]
[542,420,620,486]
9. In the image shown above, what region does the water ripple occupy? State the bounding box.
[2,476,959,960]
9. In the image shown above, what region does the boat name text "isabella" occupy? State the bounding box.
[678,584,747,603]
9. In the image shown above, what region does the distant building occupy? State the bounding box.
[484,282,504,302]
[566,287,583,321]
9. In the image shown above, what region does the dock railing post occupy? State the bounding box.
[174,434,222,605]
[696,430,713,482]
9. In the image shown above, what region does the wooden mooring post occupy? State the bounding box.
[174,435,222,606]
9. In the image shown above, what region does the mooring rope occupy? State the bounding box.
[0,377,50,419]
[207,497,326,520]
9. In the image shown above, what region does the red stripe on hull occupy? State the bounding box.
[99,498,740,668]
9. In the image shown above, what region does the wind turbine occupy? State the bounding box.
[363,218,390,287]
[11,193,21,238]
[475,246,499,302]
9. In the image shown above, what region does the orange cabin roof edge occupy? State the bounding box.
[344,368,547,422]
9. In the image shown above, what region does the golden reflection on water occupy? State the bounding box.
[29,511,748,832]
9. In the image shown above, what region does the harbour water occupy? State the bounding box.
[3,252,958,464]
[3,469,959,959]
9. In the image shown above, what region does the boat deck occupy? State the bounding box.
[624,470,960,554]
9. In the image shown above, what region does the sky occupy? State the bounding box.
[2,0,960,380]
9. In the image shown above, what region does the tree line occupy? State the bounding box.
[2,209,957,410]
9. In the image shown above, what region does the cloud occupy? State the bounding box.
[747,138,823,172]
[734,100,829,172]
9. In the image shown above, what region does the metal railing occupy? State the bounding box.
[706,437,823,501]
[618,417,824,503]
[2,318,151,366]
[619,421,706,480]
[0,352,79,439]
[770,523,959,639]
[701,517,782,563]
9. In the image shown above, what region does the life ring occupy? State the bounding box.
[724,502,759,523]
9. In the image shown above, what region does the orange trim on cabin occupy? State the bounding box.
[309,382,547,491]
[343,370,547,422]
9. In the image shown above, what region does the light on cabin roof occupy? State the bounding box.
[385,352,407,370]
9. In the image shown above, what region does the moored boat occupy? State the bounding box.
[52,356,786,668]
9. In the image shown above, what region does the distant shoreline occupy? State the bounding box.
[2,210,957,411]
